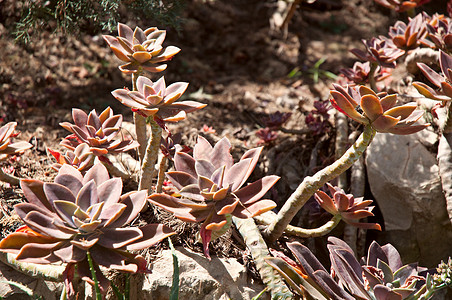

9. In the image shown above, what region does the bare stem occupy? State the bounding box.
[255,213,342,238]
[369,62,378,92]
[132,71,147,161]
[232,217,293,299]
[0,251,64,282]
[156,156,168,193]
[138,118,162,192]
[0,167,21,185]
[264,125,376,244]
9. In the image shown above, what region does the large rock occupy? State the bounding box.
[0,260,63,299]
[129,247,267,300]
[366,130,452,267]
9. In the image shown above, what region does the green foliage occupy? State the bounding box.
[14,0,184,43]
[87,252,103,300]
[169,238,179,300]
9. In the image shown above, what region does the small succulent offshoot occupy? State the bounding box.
[0,122,33,161]
[351,37,405,68]
[48,143,95,172]
[314,183,381,230]
[59,107,139,156]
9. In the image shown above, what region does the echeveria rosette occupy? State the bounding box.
[111,76,206,123]
[328,237,426,300]
[351,37,405,68]
[0,163,175,293]
[340,62,390,85]
[60,107,139,156]
[0,122,33,161]
[48,143,95,172]
[421,16,452,52]
[103,23,180,74]
[314,183,381,230]
[149,136,279,258]
[330,84,429,135]
[266,237,427,300]
[413,50,452,101]
[388,13,426,50]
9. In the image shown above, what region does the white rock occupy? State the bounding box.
[129,247,267,300]
[366,130,452,266]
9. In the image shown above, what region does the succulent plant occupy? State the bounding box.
[60,107,139,156]
[261,111,292,129]
[413,50,452,101]
[103,23,180,74]
[149,136,279,258]
[328,237,426,300]
[255,127,278,145]
[48,143,95,172]
[0,122,32,161]
[330,84,429,135]
[351,37,405,68]
[419,14,452,52]
[0,163,175,293]
[389,13,426,50]
[314,183,381,230]
[266,237,428,300]
[373,0,431,13]
[340,62,390,85]
[111,76,206,123]
[160,132,191,160]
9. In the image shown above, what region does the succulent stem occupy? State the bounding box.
[264,125,376,244]
[138,118,162,192]
[368,62,378,92]
[132,70,148,162]
[0,251,65,282]
[255,212,342,238]
[232,216,293,299]
[156,156,168,193]
[0,167,21,185]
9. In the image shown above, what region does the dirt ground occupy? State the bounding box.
[0,0,448,288]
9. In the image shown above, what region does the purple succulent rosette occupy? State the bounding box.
[0,163,175,294]
[351,37,405,68]
[48,143,95,172]
[330,84,429,135]
[103,23,180,74]
[60,107,139,156]
[111,76,206,123]
[0,122,33,161]
[314,183,381,230]
[266,237,427,299]
[149,136,279,258]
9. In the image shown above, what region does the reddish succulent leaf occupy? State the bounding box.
[125,224,175,251]
[417,63,443,88]
[234,176,280,205]
[361,94,384,121]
